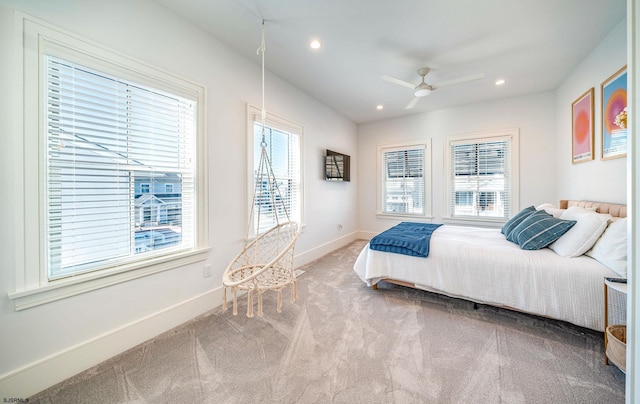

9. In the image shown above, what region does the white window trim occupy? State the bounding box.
[443,128,519,226]
[246,104,304,239]
[9,14,209,310]
[376,139,432,220]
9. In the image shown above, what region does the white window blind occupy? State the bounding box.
[250,113,301,236]
[381,145,426,215]
[46,55,196,280]
[449,137,511,219]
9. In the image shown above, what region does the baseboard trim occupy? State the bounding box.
[294,231,359,267]
[356,230,376,241]
[0,288,222,398]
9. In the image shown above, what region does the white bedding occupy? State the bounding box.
[353,225,620,331]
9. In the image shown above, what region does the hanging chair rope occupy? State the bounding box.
[222,20,300,318]
[244,20,291,239]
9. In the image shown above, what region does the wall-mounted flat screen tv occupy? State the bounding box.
[325,149,350,181]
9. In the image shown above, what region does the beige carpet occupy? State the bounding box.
[31,240,625,403]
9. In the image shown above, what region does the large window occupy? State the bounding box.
[46,56,196,279]
[10,18,208,309]
[247,106,302,237]
[378,141,431,217]
[446,129,519,222]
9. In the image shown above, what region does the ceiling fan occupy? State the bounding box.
[381,67,485,109]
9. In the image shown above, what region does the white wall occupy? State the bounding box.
[555,18,628,203]
[0,0,357,397]
[357,92,557,234]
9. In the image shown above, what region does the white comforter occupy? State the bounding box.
[353,225,619,331]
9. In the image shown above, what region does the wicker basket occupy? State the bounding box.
[606,324,626,372]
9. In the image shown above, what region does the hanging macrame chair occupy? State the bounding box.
[222,21,301,317]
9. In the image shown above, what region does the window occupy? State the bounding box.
[10,18,208,309]
[378,140,431,217]
[45,55,197,279]
[247,106,303,237]
[445,129,519,222]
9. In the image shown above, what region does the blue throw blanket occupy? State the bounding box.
[369,222,443,257]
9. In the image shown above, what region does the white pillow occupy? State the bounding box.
[549,206,611,257]
[586,218,627,277]
[536,203,565,218]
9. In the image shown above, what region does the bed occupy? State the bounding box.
[353,200,627,331]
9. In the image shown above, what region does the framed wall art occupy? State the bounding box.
[601,66,627,160]
[571,88,594,164]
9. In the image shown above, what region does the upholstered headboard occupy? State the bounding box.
[559,200,627,218]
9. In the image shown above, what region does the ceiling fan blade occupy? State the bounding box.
[381,75,416,90]
[405,97,421,109]
[431,72,485,89]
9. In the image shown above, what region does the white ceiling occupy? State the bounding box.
[153,0,626,124]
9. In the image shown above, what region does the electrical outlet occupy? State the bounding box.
[203,264,212,278]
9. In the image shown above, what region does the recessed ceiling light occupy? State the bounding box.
[495,79,506,86]
[310,39,322,50]
[376,104,384,110]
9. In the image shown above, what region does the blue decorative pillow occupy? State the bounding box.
[502,206,536,242]
[510,210,577,250]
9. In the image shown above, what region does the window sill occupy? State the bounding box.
[8,247,211,311]
[442,216,505,228]
[376,212,434,221]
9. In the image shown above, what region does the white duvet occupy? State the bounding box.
[353,225,619,331]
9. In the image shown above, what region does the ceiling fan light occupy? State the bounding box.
[414,87,431,97]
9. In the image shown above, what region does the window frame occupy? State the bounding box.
[377,139,432,219]
[444,128,519,226]
[9,15,209,310]
[246,104,304,239]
